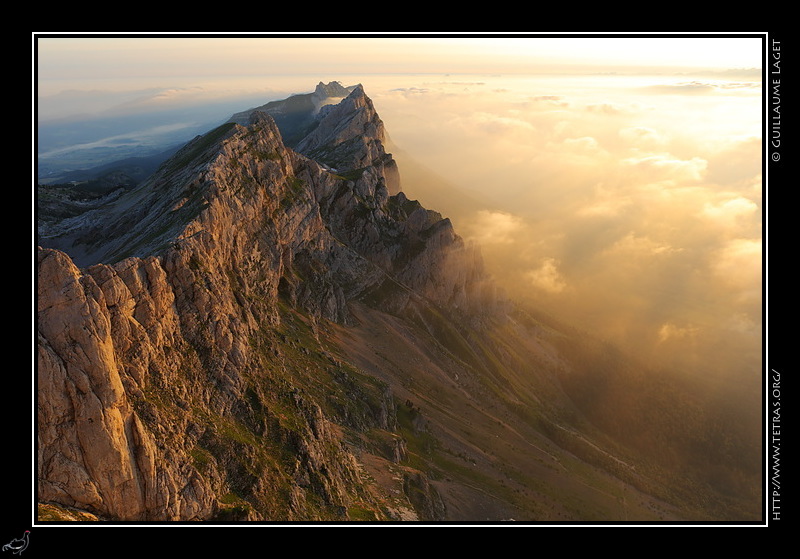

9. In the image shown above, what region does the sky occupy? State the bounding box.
[35,34,763,115]
[34,33,765,384]
[35,35,762,84]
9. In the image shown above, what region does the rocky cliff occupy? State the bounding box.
[36,84,498,521]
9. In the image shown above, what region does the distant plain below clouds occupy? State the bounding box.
[38,122,198,158]
[36,85,285,175]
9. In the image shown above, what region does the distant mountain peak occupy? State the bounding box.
[228,81,360,146]
[313,80,354,99]
[293,83,391,176]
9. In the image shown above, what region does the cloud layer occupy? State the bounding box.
[376,73,762,380]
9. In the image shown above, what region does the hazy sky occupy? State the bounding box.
[34,33,765,381]
[36,34,763,98]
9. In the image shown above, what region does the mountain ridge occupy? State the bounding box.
[36,84,503,521]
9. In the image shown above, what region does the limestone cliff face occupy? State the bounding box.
[37,249,216,520]
[294,84,400,195]
[36,85,495,521]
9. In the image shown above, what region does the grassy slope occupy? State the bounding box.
[330,295,760,522]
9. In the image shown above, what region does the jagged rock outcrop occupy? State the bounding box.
[36,84,494,521]
[294,84,400,196]
[228,81,357,147]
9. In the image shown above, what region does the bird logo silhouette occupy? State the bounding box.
[2,531,29,555]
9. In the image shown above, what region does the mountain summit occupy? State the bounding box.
[228,80,358,147]
[36,83,761,522]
